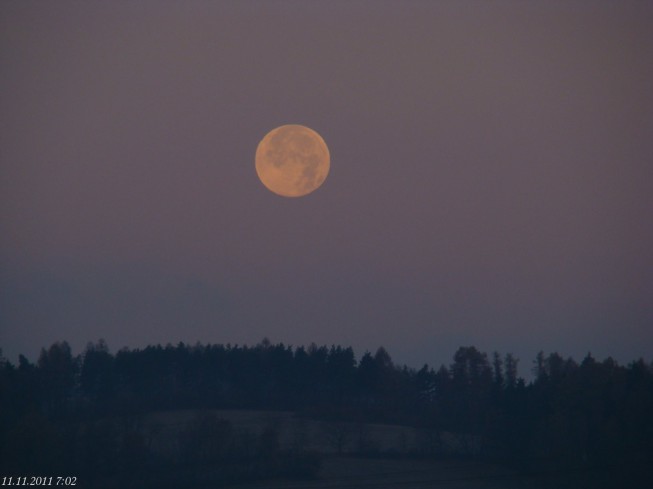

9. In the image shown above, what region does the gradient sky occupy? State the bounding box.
[2,1,652,373]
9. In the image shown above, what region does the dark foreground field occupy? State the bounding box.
[126,409,646,489]
[229,456,611,489]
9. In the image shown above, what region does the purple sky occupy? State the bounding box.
[2,1,652,373]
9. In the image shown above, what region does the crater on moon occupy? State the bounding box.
[255,124,330,197]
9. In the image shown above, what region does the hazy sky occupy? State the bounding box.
[2,1,652,373]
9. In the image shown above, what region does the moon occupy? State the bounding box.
[255,124,330,197]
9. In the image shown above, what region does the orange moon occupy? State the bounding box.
[255,124,330,197]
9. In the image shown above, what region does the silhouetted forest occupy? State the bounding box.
[1,340,652,487]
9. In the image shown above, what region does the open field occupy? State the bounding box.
[226,456,602,489]
[138,409,608,488]
[142,409,477,457]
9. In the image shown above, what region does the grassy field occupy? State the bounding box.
[137,409,605,488]
[224,456,598,489]
[230,455,621,489]
[142,409,478,457]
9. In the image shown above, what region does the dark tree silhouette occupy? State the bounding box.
[1,339,652,487]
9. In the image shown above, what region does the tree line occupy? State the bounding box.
[1,340,652,486]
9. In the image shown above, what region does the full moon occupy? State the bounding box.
[255,124,330,197]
